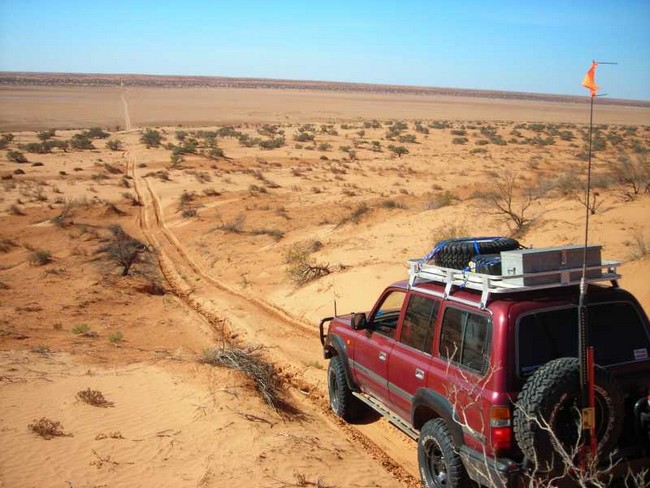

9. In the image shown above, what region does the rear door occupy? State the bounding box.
[388,293,440,420]
[351,289,406,403]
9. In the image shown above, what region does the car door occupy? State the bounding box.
[351,288,406,403]
[388,293,440,420]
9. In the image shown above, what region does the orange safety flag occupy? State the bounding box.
[582,61,599,97]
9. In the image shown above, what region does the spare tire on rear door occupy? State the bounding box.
[423,237,520,270]
[513,357,624,473]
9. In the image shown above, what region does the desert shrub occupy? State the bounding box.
[381,199,406,209]
[470,148,488,154]
[7,150,28,163]
[610,153,649,200]
[106,139,123,151]
[452,137,468,145]
[285,242,331,285]
[200,346,289,412]
[432,221,469,242]
[426,191,457,209]
[0,238,18,253]
[97,225,148,276]
[398,134,417,144]
[294,132,315,142]
[336,202,370,228]
[0,133,15,149]
[388,145,409,158]
[451,129,467,136]
[28,418,69,439]
[258,137,285,150]
[627,228,649,260]
[37,129,56,141]
[218,213,246,233]
[77,388,114,407]
[8,204,25,215]
[317,142,332,151]
[21,142,52,154]
[140,129,163,148]
[84,127,110,139]
[29,250,52,266]
[206,146,225,159]
[69,134,94,150]
[252,228,285,241]
[181,208,197,218]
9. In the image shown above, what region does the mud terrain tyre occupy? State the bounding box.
[418,418,471,488]
[513,357,624,472]
[432,237,520,270]
[327,355,361,422]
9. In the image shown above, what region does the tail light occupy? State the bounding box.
[490,405,512,452]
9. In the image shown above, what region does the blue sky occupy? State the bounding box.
[1,0,649,100]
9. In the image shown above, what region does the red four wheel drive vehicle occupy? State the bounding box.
[319,239,650,487]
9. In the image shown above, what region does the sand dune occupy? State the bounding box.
[0,86,648,487]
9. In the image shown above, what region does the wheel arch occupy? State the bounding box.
[326,335,359,392]
[413,388,464,447]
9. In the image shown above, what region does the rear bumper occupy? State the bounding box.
[459,447,523,488]
[460,446,650,488]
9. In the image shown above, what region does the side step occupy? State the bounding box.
[353,392,419,441]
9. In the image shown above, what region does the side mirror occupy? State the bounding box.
[351,313,368,331]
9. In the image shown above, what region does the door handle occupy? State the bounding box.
[415,368,425,380]
[379,351,387,361]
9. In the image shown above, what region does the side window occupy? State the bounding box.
[439,307,491,374]
[370,290,406,339]
[400,294,440,354]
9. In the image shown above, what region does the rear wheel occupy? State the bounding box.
[513,357,624,473]
[418,418,471,488]
[327,355,361,422]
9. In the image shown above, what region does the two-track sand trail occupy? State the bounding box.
[126,142,422,486]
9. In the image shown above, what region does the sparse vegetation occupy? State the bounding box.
[7,150,28,163]
[28,418,69,440]
[285,241,331,285]
[200,346,291,413]
[76,388,114,407]
[97,225,148,276]
[140,128,163,148]
[29,249,52,266]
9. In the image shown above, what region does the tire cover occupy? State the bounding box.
[513,357,624,472]
[422,236,520,270]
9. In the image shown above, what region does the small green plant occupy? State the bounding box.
[108,331,124,344]
[71,323,98,337]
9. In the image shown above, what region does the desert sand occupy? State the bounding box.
[0,80,648,487]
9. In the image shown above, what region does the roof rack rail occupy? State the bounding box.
[407,258,621,310]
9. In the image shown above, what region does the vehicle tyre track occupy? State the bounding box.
[126,148,419,487]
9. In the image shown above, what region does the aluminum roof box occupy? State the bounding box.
[501,245,602,286]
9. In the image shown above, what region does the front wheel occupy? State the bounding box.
[418,418,471,488]
[327,355,361,422]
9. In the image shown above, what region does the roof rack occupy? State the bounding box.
[407,259,621,310]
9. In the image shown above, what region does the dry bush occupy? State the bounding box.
[200,346,296,415]
[28,418,70,439]
[335,202,370,228]
[0,237,17,253]
[76,388,114,407]
[285,242,331,285]
[218,213,246,233]
[29,249,52,266]
[252,228,285,241]
[96,225,148,276]
[71,323,98,337]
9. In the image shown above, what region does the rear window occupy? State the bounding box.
[517,301,650,376]
[439,307,491,374]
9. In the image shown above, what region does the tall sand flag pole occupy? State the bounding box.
[578,60,616,462]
